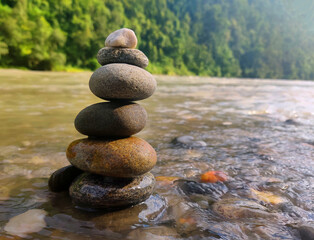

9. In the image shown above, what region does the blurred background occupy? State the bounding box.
[0,0,314,79]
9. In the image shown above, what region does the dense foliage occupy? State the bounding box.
[0,0,314,79]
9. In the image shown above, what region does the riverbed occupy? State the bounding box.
[0,70,313,239]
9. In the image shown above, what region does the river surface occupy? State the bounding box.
[0,70,313,239]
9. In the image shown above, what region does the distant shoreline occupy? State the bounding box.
[0,68,313,82]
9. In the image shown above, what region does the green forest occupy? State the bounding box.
[0,0,314,79]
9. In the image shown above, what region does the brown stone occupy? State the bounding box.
[97,47,149,68]
[89,64,157,101]
[66,137,157,178]
[74,102,147,138]
[69,172,155,209]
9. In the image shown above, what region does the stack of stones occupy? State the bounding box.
[49,28,157,209]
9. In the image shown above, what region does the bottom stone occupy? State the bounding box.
[69,172,155,209]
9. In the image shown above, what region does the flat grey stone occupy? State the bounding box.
[97,47,148,68]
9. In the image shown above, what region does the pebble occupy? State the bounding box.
[97,47,148,68]
[105,28,137,48]
[66,137,157,178]
[297,224,314,240]
[175,179,228,201]
[89,64,156,101]
[284,119,299,125]
[48,165,83,192]
[213,198,278,219]
[4,209,47,237]
[74,102,147,138]
[69,172,155,209]
[173,135,207,148]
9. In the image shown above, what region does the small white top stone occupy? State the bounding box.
[105,28,137,49]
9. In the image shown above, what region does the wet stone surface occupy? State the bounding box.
[66,137,157,178]
[175,179,228,201]
[69,172,156,209]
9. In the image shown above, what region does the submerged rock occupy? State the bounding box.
[89,64,156,101]
[172,135,207,148]
[284,119,300,125]
[48,165,83,192]
[105,28,137,48]
[297,224,314,240]
[67,137,157,178]
[127,226,180,240]
[97,47,148,68]
[4,209,47,237]
[0,185,10,201]
[176,179,228,201]
[213,198,278,219]
[74,102,147,138]
[69,172,155,209]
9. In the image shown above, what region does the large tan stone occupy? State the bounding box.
[66,137,157,178]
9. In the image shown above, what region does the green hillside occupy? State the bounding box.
[0,0,314,79]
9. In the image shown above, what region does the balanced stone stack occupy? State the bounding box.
[49,28,157,209]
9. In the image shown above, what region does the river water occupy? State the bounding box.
[0,70,313,239]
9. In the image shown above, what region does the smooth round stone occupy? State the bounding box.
[89,64,156,101]
[69,172,155,209]
[74,102,147,138]
[97,47,148,68]
[48,165,83,192]
[66,137,157,178]
[105,28,137,48]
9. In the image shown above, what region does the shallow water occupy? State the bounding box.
[0,70,314,239]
